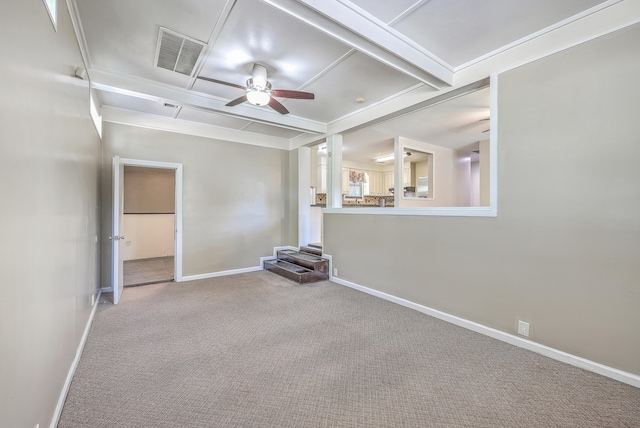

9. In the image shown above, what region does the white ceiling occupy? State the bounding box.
[72,0,612,157]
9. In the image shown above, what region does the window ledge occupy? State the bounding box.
[323,206,497,217]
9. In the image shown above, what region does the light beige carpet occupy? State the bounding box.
[58,271,640,427]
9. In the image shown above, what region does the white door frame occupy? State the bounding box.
[111,157,184,303]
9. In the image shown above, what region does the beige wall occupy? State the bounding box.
[324,24,640,375]
[0,2,102,427]
[122,214,175,260]
[101,123,293,282]
[124,167,175,213]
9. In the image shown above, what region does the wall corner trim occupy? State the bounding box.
[329,274,640,389]
[50,291,101,428]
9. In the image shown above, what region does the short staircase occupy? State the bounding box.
[264,245,328,284]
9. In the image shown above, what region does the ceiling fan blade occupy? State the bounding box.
[226,95,248,107]
[197,76,246,90]
[270,89,315,100]
[268,97,289,115]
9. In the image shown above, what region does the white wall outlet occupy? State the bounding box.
[518,320,530,337]
[333,268,338,277]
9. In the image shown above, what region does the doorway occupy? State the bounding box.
[122,166,175,287]
[110,157,183,304]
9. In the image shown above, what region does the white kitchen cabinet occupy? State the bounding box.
[403,166,411,186]
[383,171,394,194]
[367,171,378,195]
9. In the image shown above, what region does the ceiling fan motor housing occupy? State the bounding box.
[246,79,272,106]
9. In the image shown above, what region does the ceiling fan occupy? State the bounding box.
[480,117,490,133]
[197,63,314,115]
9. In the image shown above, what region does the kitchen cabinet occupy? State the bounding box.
[368,171,383,195]
[383,171,394,194]
[403,166,412,186]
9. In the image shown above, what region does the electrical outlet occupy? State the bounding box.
[333,268,338,277]
[518,320,530,337]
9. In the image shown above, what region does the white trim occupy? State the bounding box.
[322,75,498,218]
[42,0,57,31]
[323,206,497,217]
[90,68,326,135]
[66,0,91,70]
[329,275,640,389]
[454,0,625,72]
[298,147,312,247]
[50,291,101,428]
[181,266,263,282]
[181,246,299,282]
[260,246,299,268]
[102,106,292,151]
[100,286,113,293]
[118,158,184,283]
[262,0,451,88]
[489,73,498,212]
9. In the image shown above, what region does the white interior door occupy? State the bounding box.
[111,156,125,304]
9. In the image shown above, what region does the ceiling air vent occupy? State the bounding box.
[155,27,205,76]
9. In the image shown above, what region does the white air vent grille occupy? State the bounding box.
[155,28,205,76]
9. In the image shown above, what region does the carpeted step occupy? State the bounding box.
[264,259,327,284]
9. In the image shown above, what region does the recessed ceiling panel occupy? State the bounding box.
[199,0,352,94]
[342,129,394,163]
[392,0,608,67]
[290,51,424,123]
[242,122,307,140]
[76,0,228,87]
[347,0,421,24]
[176,107,253,129]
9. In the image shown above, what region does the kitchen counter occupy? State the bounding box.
[313,193,394,208]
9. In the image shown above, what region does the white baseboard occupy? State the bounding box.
[50,290,101,428]
[181,266,262,282]
[330,275,640,389]
[260,246,298,268]
[181,246,299,282]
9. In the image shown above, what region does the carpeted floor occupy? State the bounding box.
[58,271,640,427]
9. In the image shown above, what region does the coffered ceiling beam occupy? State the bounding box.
[89,68,327,134]
[262,0,454,88]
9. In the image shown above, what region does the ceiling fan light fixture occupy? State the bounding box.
[246,90,271,106]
